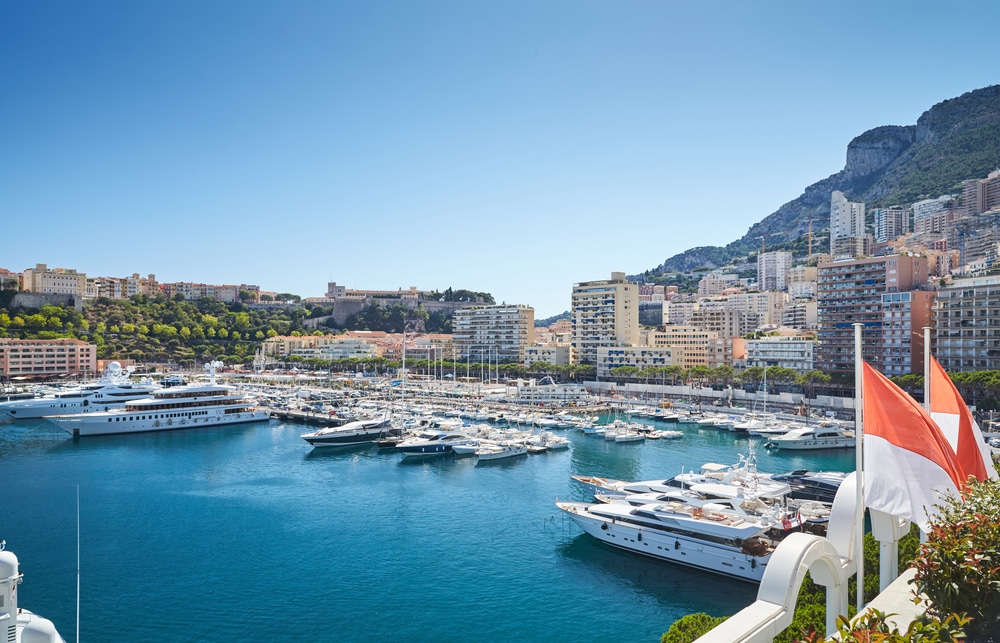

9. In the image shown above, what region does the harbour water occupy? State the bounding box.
[0,415,855,642]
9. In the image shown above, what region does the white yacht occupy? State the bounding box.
[47,362,270,437]
[0,362,157,421]
[766,424,855,450]
[396,430,476,458]
[557,493,788,582]
[475,441,528,461]
[300,413,396,447]
[1,541,66,642]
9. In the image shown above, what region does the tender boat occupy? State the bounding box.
[0,362,157,421]
[300,413,397,447]
[46,361,269,437]
[769,470,847,503]
[766,424,855,450]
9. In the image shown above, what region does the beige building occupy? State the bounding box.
[697,272,741,296]
[524,344,571,367]
[642,326,720,369]
[830,191,866,258]
[745,335,816,373]
[757,251,793,291]
[22,264,87,299]
[571,272,638,365]
[725,291,789,327]
[0,338,97,379]
[452,304,535,363]
[597,346,681,378]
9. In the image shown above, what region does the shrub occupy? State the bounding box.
[660,613,727,643]
[794,609,969,642]
[912,477,1000,639]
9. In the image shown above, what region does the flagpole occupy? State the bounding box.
[854,322,864,614]
[923,326,931,412]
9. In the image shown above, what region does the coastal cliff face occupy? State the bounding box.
[656,84,1000,274]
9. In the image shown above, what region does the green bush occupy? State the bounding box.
[912,477,1000,638]
[660,613,727,643]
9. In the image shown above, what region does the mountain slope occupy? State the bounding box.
[656,85,1000,273]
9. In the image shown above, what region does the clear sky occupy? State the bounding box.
[2,1,997,318]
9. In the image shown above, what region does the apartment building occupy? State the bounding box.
[725,291,789,327]
[0,338,97,379]
[816,255,928,375]
[881,290,935,377]
[934,274,1000,372]
[597,346,681,378]
[745,335,815,373]
[452,304,535,363]
[570,272,638,365]
[829,191,866,258]
[873,207,911,242]
[781,300,818,330]
[643,326,720,369]
[757,251,792,291]
[524,344,571,367]
[697,272,741,296]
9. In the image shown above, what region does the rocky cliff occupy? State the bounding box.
[656,85,1000,273]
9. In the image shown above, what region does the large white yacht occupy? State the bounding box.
[0,362,157,421]
[1,540,66,642]
[557,489,794,582]
[47,362,269,437]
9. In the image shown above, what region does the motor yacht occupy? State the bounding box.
[0,362,156,421]
[396,430,476,458]
[300,413,397,447]
[766,424,855,450]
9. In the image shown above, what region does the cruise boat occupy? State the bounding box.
[0,362,157,421]
[396,430,476,458]
[766,424,855,450]
[1,541,66,642]
[557,493,789,582]
[47,362,270,437]
[300,413,397,447]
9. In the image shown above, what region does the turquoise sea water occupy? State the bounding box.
[0,415,856,642]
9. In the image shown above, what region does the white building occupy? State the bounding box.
[452,304,535,363]
[830,191,866,258]
[524,344,571,367]
[725,291,789,327]
[21,264,87,299]
[597,345,681,378]
[745,335,815,373]
[873,207,911,242]
[571,272,638,365]
[757,251,793,291]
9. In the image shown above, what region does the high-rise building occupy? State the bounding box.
[816,255,928,375]
[935,274,1000,372]
[873,207,911,242]
[570,272,638,365]
[757,251,792,291]
[451,304,535,363]
[829,191,866,258]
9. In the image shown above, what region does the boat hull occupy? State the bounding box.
[51,409,271,436]
[559,503,769,583]
[302,427,398,447]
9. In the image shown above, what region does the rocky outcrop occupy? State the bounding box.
[656,85,1000,274]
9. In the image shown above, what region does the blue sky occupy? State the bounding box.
[2,1,997,318]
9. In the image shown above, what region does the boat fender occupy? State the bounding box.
[751,559,757,569]
[637,532,642,542]
[601,522,608,531]
[674,540,680,550]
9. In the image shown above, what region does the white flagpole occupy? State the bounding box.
[923,326,931,412]
[854,322,864,613]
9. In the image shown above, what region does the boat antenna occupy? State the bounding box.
[76,484,80,643]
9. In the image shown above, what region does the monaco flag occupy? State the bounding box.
[862,362,966,531]
[928,356,998,481]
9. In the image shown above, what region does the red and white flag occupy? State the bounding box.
[928,356,998,481]
[862,362,965,531]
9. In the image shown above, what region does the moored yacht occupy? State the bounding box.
[300,412,397,447]
[47,362,269,437]
[0,362,157,421]
[766,424,855,450]
[396,430,476,458]
[557,495,787,582]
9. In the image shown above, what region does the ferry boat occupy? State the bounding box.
[0,362,156,421]
[47,362,270,437]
